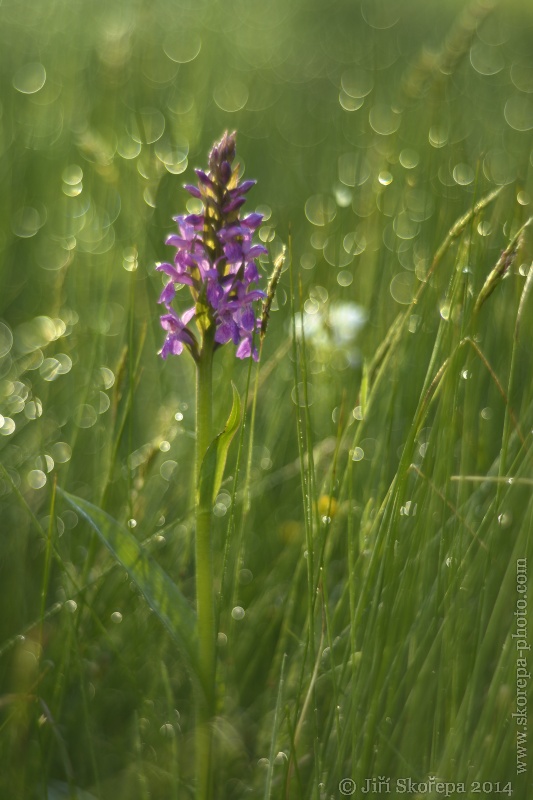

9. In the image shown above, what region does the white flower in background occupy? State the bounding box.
[294,300,367,365]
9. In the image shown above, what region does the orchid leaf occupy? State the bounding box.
[198,382,241,507]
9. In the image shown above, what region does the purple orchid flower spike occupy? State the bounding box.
[157,131,266,361]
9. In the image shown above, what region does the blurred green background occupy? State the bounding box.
[1,0,533,798]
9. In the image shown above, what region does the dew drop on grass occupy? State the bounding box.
[352,405,363,421]
[469,42,504,76]
[110,611,123,624]
[341,68,373,99]
[174,411,184,421]
[481,407,493,420]
[127,519,137,529]
[231,606,245,621]
[117,136,141,160]
[128,108,166,145]
[100,367,115,389]
[505,94,533,132]
[13,62,46,94]
[369,104,401,136]
[217,632,228,647]
[51,442,72,463]
[27,470,46,489]
[98,392,110,414]
[305,194,336,226]
[12,207,43,238]
[213,80,249,113]
[40,516,64,536]
[351,447,364,462]
[378,171,393,186]
[62,510,78,529]
[256,204,272,221]
[332,185,352,209]
[24,399,43,420]
[453,163,475,186]
[304,297,320,315]
[408,314,420,333]
[62,164,83,185]
[337,270,353,287]
[40,358,61,381]
[291,382,314,407]
[35,454,54,473]
[163,30,202,64]
[160,460,177,481]
[339,91,364,111]
[76,404,97,428]
[65,600,77,613]
[399,149,419,169]
[0,321,13,358]
[274,752,288,765]
[429,125,448,148]
[400,500,417,516]
[159,440,170,452]
[122,249,138,271]
[159,723,175,739]
[497,512,512,528]
[259,225,275,243]
[239,569,253,585]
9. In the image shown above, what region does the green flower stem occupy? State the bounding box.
[195,327,216,800]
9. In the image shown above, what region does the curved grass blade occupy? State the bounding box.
[474,215,533,313]
[57,488,201,694]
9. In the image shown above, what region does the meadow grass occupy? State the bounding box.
[0,0,532,798]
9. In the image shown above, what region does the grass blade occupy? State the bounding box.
[57,488,201,694]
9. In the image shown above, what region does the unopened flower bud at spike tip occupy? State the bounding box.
[157,132,266,361]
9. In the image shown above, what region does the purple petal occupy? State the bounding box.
[215,318,238,345]
[244,263,259,283]
[182,306,196,325]
[160,310,180,331]
[166,234,190,248]
[156,261,180,278]
[184,183,201,198]
[161,335,184,359]
[245,244,268,259]
[220,160,231,185]
[218,225,249,242]
[207,280,223,309]
[159,281,176,304]
[195,169,213,187]
[224,242,243,264]
[183,214,204,227]
[239,305,255,332]
[245,288,266,301]
[242,213,263,229]
[236,336,252,359]
[232,180,255,195]
[222,196,246,214]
